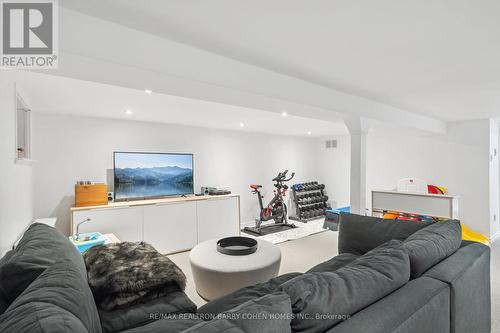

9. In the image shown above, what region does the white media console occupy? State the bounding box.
[70,194,240,254]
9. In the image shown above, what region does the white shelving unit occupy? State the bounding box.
[371,190,459,220]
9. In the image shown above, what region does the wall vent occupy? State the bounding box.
[325,139,337,149]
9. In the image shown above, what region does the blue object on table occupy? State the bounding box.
[69,232,106,253]
[324,206,350,231]
[326,206,351,214]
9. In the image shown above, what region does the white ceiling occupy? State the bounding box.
[15,72,347,137]
[62,0,500,122]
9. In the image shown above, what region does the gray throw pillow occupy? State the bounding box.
[338,213,430,255]
[0,259,102,333]
[281,240,410,333]
[404,219,462,278]
[184,292,292,333]
[0,223,84,311]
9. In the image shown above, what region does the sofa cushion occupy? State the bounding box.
[197,272,300,317]
[306,253,359,273]
[0,259,102,333]
[99,289,197,333]
[126,292,292,333]
[0,223,84,311]
[404,219,462,278]
[338,213,430,255]
[185,292,292,332]
[123,315,204,333]
[280,240,410,333]
[0,250,14,315]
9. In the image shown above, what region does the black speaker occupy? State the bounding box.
[108,192,114,202]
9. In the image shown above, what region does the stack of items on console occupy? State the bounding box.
[289,181,331,222]
[201,185,231,196]
[0,214,491,332]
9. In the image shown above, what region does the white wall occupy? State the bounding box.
[365,120,491,237]
[316,136,351,208]
[316,120,493,237]
[0,75,34,254]
[491,119,500,239]
[32,113,318,235]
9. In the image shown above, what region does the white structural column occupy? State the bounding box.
[344,117,368,215]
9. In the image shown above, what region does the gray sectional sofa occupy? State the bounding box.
[0,213,491,333]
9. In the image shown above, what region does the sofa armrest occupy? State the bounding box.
[330,277,450,333]
[424,242,491,333]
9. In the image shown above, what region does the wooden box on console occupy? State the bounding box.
[75,184,108,207]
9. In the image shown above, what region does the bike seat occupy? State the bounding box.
[250,184,262,190]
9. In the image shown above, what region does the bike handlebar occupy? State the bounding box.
[272,170,295,183]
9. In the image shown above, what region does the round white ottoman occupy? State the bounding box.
[189,238,281,301]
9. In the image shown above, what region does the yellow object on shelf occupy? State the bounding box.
[461,224,490,245]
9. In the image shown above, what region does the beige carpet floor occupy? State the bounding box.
[169,230,500,332]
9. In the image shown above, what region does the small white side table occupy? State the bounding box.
[103,233,120,244]
[189,238,281,301]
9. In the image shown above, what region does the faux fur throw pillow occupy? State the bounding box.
[83,241,186,310]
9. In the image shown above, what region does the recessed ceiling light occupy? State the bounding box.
[144,89,152,94]
[239,123,245,128]
[307,131,312,135]
[125,109,133,115]
[281,111,288,116]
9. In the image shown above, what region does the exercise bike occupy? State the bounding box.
[243,170,297,236]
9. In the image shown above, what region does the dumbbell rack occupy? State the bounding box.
[289,181,329,223]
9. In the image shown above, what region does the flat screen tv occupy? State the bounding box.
[113,152,194,201]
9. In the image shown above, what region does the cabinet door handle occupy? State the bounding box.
[90,206,130,211]
[155,202,178,206]
[206,197,230,201]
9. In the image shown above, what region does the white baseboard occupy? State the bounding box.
[490,231,500,244]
